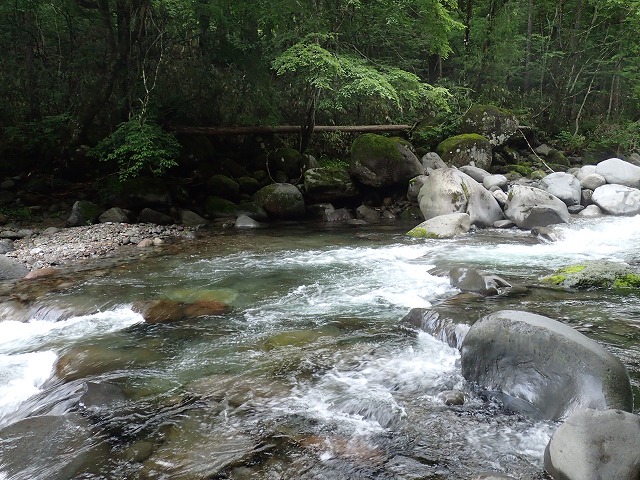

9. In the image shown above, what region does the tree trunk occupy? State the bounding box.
[171,125,412,135]
[524,0,533,92]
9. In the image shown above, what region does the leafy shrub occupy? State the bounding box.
[90,119,180,180]
[553,131,587,154]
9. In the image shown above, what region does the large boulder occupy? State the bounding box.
[541,260,640,289]
[460,104,519,147]
[421,152,447,171]
[436,134,492,170]
[592,184,640,215]
[268,148,309,180]
[349,134,423,187]
[461,310,633,421]
[406,213,470,239]
[0,255,28,280]
[303,167,359,203]
[595,157,640,188]
[504,185,570,228]
[544,408,640,480]
[540,172,582,206]
[417,168,503,228]
[207,174,240,202]
[579,173,606,191]
[407,175,429,203]
[66,200,101,227]
[253,183,306,219]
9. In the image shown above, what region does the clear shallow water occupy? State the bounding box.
[0,216,639,479]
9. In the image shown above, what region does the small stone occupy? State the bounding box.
[137,238,154,248]
[438,390,465,406]
[152,238,164,246]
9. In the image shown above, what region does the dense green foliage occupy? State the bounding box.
[1,0,639,177]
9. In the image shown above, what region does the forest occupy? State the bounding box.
[1,0,639,180]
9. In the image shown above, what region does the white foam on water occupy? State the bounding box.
[0,306,144,353]
[278,332,463,435]
[0,306,144,423]
[0,350,57,423]
[242,244,453,324]
[444,215,640,271]
[465,420,556,470]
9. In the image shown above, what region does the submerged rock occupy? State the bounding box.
[544,408,640,480]
[449,267,511,296]
[0,413,110,480]
[133,298,230,324]
[460,310,633,420]
[140,411,256,479]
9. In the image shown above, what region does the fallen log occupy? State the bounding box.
[170,124,411,135]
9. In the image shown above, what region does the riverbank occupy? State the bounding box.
[4,221,199,271]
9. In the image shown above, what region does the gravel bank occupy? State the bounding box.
[6,222,197,270]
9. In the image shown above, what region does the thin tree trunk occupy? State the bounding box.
[524,0,533,92]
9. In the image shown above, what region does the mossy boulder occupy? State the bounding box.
[460,104,519,147]
[66,200,101,227]
[437,134,492,170]
[204,196,238,218]
[268,148,307,180]
[349,133,423,187]
[253,183,306,219]
[207,174,240,201]
[237,176,261,196]
[303,166,359,202]
[542,261,640,290]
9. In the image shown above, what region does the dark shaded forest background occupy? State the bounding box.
[1,0,639,179]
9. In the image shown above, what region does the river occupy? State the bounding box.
[0,215,639,479]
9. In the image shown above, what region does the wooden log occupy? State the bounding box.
[170,124,411,135]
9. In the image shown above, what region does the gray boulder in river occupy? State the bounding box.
[253,183,306,219]
[595,157,640,188]
[592,183,640,215]
[504,184,570,229]
[544,408,640,480]
[540,172,581,206]
[460,310,633,421]
[418,168,503,228]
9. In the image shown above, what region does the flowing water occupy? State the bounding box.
[1,216,640,479]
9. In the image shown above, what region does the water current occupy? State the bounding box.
[1,215,639,479]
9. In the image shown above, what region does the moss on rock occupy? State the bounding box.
[349,133,422,187]
[542,261,638,290]
[204,196,238,218]
[436,134,492,170]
